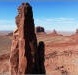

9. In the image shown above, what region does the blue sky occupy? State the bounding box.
[0,1,78,31]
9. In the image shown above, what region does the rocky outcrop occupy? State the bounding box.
[10,2,45,75]
[36,41,45,74]
[36,26,45,33]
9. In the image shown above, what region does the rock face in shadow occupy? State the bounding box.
[10,2,45,75]
[34,41,46,74]
[36,26,45,33]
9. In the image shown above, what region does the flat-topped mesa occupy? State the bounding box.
[36,26,45,33]
[10,2,37,75]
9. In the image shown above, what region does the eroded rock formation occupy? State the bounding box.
[10,2,45,75]
[36,41,45,74]
[51,29,62,36]
[10,3,37,75]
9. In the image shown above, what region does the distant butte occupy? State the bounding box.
[51,29,63,36]
[35,26,45,33]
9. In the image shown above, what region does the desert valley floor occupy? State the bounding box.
[0,32,78,75]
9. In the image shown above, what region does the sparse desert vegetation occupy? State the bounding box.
[0,32,78,75]
[0,36,11,55]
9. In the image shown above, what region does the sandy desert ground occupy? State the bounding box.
[0,32,78,75]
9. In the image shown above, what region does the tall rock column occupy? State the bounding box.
[10,3,37,75]
[18,3,37,74]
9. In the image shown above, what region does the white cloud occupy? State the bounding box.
[0,18,78,31]
[34,17,78,31]
[0,19,16,31]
